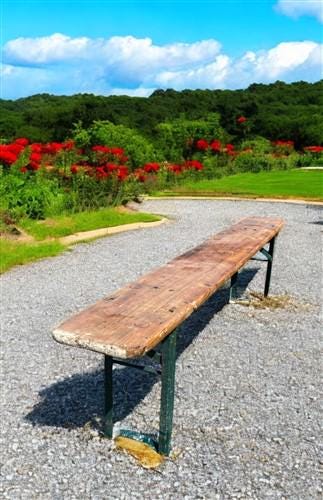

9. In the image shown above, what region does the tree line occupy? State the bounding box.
[0,80,322,148]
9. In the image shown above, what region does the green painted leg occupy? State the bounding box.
[264,237,275,297]
[104,355,113,438]
[229,272,238,302]
[158,330,177,456]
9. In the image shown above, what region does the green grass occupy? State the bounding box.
[0,240,65,274]
[1,207,162,273]
[157,170,323,200]
[19,207,161,240]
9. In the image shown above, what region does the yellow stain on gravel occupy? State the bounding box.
[114,436,165,469]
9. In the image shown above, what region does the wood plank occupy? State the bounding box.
[53,216,284,359]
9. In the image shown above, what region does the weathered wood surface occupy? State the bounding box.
[53,216,284,359]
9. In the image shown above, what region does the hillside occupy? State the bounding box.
[0,80,322,147]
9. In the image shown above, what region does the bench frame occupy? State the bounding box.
[103,235,276,455]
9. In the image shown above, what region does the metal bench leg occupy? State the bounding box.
[229,272,238,302]
[264,237,275,297]
[158,329,177,456]
[104,355,114,438]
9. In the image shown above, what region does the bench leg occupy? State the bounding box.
[264,237,275,297]
[104,355,114,438]
[229,272,239,302]
[158,329,177,456]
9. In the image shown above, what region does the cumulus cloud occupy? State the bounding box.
[1,34,322,98]
[149,40,321,90]
[4,33,221,67]
[275,0,323,22]
[155,55,231,88]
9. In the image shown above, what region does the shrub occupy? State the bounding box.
[0,165,64,219]
[239,137,272,154]
[72,121,160,169]
[233,153,273,173]
[156,114,228,162]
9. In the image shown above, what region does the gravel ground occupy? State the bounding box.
[0,199,322,499]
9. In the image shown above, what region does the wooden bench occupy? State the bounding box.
[53,216,284,455]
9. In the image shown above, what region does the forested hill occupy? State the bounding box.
[1,80,322,147]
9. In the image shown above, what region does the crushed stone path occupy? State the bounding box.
[1,199,322,499]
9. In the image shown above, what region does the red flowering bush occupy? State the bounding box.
[304,146,323,153]
[272,140,295,156]
[0,147,18,166]
[302,145,323,167]
[143,162,160,173]
[2,131,317,218]
[210,140,221,152]
[0,137,29,166]
[196,139,209,151]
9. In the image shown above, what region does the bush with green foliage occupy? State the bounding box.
[72,121,160,169]
[0,165,64,219]
[239,137,272,154]
[156,113,228,162]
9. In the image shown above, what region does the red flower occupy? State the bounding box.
[70,165,79,174]
[304,146,323,153]
[30,143,42,153]
[30,152,42,163]
[196,139,209,151]
[62,140,75,150]
[134,168,146,182]
[273,140,294,147]
[184,160,203,171]
[92,145,111,154]
[237,116,247,124]
[110,147,125,157]
[96,167,108,179]
[168,164,183,174]
[210,140,221,152]
[119,155,129,164]
[15,138,29,147]
[106,162,118,172]
[42,142,64,154]
[20,166,28,173]
[143,162,160,173]
[117,166,129,181]
[224,144,235,156]
[7,143,24,155]
[0,147,18,165]
[29,161,40,171]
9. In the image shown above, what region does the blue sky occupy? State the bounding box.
[1,0,322,99]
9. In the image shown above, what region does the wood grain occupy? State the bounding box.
[53,216,284,359]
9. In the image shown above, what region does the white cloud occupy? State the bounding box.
[3,34,221,90]
[4,34,90,65]
[1,34,322,98]
[154,41,322,90]
[155,55,231,88]
[275,0,323,22]
[245,41,320,79]
[4,33,221,67]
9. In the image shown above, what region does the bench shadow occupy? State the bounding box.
[25,267,258,431]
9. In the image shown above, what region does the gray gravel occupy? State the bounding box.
[0,199,322,499]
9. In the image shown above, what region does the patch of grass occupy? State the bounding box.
[0,239,65,274]
[235,292,312,311]
[156,170,323,201]
[19,207,161,240]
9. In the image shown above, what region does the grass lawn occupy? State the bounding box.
[0,207,161,273]
[19,207,161,240]
[0,240,65,274]
[157,170,323,201]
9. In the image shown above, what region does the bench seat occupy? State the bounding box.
[53,216,284,360]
